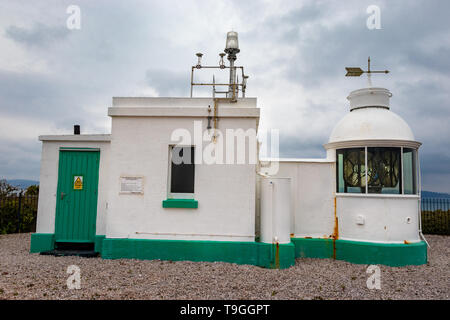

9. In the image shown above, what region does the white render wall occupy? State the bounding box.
[106,98,259,242]
[260,160,336,238]
[336,195,421,243]
[36,138,111,236]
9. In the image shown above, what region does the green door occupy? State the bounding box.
[55,150,100,243]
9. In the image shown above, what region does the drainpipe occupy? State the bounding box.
[417,151,430,248]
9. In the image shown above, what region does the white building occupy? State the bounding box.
[30,33,427,268]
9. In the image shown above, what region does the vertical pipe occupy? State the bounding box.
[417,149,422,231]
[417,149,429,247]
[270,180,275,244]
[190,67,194,98]
[365,146,368,194]
[228,59,236,100]
[401,147,404,194]
[213,98,218,143]
[333,196,338,259]
[229,59,234,95]
[212,75,216,99]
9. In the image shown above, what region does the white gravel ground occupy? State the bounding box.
[0,233,448,300]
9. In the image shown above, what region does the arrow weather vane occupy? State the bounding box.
[345,57,389,86]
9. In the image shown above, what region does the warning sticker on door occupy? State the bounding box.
[74,176,83,190]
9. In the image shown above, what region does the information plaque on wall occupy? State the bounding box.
[120,176,143,194]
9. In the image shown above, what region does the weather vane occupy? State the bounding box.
[345,57,389,86]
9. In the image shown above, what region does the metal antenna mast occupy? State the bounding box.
[190,31,247,100]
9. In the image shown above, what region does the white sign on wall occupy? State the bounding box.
[120,176,143,194]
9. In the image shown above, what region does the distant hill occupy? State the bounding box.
[421,191,450,198]
[6,179,39,190]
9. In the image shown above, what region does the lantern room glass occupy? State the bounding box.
[367,147,401,194]
[336,147,417,195]
[336,148,366,193]
[402,148,417,194]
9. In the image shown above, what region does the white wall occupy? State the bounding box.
[36,140,110,235]
[106,101,259,242]
[261,160,336,239]
[337,195,421,243]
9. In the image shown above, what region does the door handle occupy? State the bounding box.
[61,192,66,200]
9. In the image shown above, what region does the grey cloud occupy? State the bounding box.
[0,70,105,124]
[407,47,450,74]
[250,1,450,88]
[420,152,450,175]
[279,134,327,159]
[0,139,41,180]
[5,23,70,47]
[145,68,189,96]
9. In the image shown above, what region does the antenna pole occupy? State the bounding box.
[228,56,236,99]
[190,67,194,97]
[367,72,373,87]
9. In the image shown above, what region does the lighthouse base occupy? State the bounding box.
[291,238,427,266]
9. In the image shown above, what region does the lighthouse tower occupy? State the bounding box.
[323,86,427,265]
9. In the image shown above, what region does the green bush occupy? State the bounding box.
[0,195,37,234]
[421,210,450,235]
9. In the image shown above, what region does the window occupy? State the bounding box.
[402,148,417,194]
[336,147,417,195]
[169,146,195,196]
[367,147,401,194]
[336,148,366,193]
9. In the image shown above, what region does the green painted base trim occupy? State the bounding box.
[292,238,335,259]
[102,238,295,269]
[336,239,428,266]
[95,235,106,253]
[30,233,55,253]
[291,238,428,266]
[163,199,198,208]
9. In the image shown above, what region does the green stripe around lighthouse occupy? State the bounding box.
[54,150,100,243]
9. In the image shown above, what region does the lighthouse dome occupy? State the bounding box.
[328,87,415,143]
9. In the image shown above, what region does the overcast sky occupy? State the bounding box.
[0,0,449,192]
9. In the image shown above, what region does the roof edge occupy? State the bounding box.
[323,139,421,150]
[39,134,111,142]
